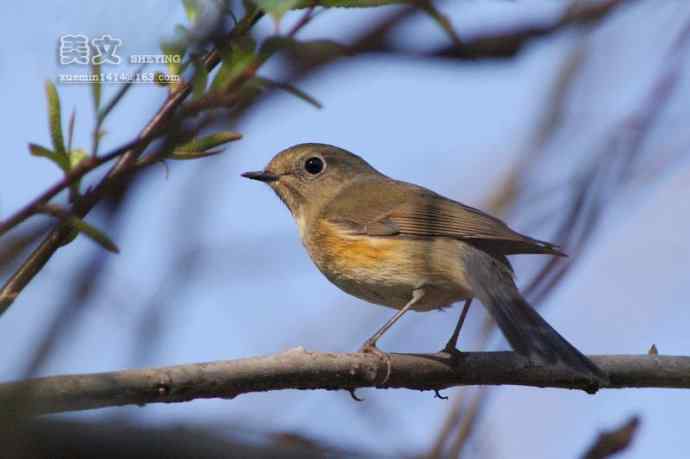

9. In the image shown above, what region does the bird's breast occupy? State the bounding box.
[302,219,473,310]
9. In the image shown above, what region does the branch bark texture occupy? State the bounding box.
[2,349,688,416]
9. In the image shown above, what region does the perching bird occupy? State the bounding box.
[243,143,606,384]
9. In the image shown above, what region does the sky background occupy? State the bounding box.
[1,1,690,458]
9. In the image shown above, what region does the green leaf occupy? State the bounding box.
[169,149,225,160]
[45,81,66,157]
[66,109,76,154]
[183,0,202,24]
[29,143,69,171]
[40,205,119,253]
[251,77,322,108]
[192,59,209,99]
[28,143,54,158]
[211,37,256,91]
[260,36,350,61]
[175,131,242,154]
[91,59,102,112]
[68,148,89,170]
[66,216,120,253]
[67,148,89,198]
[254,0,300,21]
[160,26,188,78]
[30,142,89,198]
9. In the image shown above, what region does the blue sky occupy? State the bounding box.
[1,1,690,457]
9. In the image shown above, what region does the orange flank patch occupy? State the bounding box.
[317,220,400,269]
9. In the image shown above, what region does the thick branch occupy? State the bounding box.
[2,349,688,416]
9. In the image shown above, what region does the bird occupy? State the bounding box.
[242,143,607,383]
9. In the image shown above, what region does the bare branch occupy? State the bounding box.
[426,0,631,60]
[2,350,689,417]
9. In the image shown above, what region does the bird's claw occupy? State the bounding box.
[347,388,364,402]
[359,340,392,385]
[434,389,449,400]
[440,343,464,364]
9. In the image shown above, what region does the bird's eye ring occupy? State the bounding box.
[304,156,325,175]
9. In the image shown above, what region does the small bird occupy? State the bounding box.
[242,143,606,383]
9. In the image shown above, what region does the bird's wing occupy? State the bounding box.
[324,177,564,256]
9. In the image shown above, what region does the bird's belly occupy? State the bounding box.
[306,221,473,311]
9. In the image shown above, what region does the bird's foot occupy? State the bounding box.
[359,340,392,385]
[347,388,364,402]
[440,342,464,363]
[433,389,449,400]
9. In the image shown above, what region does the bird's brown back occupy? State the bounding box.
[318,176,564,257]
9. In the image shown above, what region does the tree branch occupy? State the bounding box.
[424,0,632,60]
[2,349,688,416]
[0,10,264,314]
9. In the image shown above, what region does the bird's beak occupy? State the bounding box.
[241,170,279,183]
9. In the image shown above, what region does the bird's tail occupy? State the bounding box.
[463,247,608,384]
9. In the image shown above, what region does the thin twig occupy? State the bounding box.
[0,10,265,314]
[0,136,150,238]
[427,0,631,60]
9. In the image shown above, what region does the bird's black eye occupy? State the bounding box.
[304,156,324,175]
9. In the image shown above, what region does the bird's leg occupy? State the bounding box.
[442,299,472,355]
[359,288,425,352]
[359,289,425,384]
